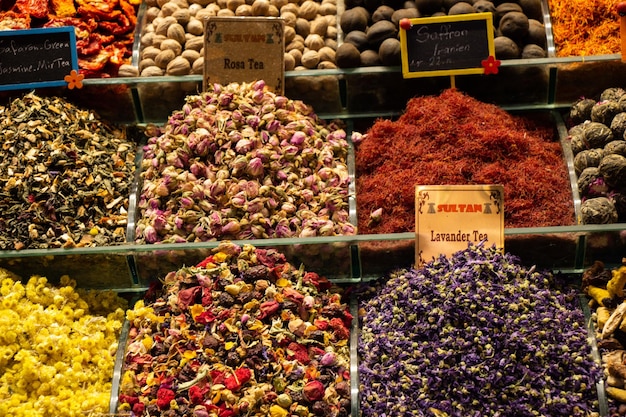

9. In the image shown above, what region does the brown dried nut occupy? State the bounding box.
[235,4,252,15]
[295,18,311,37]
[195,8,216,21]
[494,2,523,24]
[310,17,328,37]
[155,48,177,68]
[448,2,475,14]
[325,38,337,49]
[299,0,319,19]
[317,61,337,69]
[151,34,168,48]
[521,44,546,58]
[227,0,245,11]
[494,35,520,59]
[141,65,164,76]
[304,34,325,51]
[188,3,202,15]
[185,35,204,51]
[166,56,192,75]
[344,30,368,51]
[146,6,161,21]
[217,8,235,16]
[170,0,189,8]
[319,2,336,15]
[191,56,204,74]
[281,11,297,27]
[379,37,401,65]
[118,64,139,77]
[301,50,320,68]
[284,25,296,43]
[155,16,177,35]
[281,3,299,16]
[284,52,296,70]
[288,48,302,65]
[317,46,335,62]
[391,8,420,25]
[286,39,305,53]
[160,2,180,16]
[360,49,381,66]
[272,0,287,8]
[141,45,162,60]
[526,19,546,48]
[146,0,158,6]
[327,25,337,40]
[499,11,529,42]
[268,5,279,16]
[167,23,187,44]
[139,58,157,72]
[251,0,270,15]
[172,8,191,24]
[340,7,368,33]
[366,20,398,48]
[181,49,200,64]
[141,32,157,47]
[186,17,204,35]
[336,42,360,68]
[372,5,394,22]
[161,38,183,55]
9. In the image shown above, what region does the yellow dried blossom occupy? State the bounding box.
[0,273,128,417]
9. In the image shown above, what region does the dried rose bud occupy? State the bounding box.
[303,380,325,402]
[320,351,336,366]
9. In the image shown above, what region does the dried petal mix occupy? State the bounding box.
[0,92,137,249]
[358,243,602,416]
[117,242,352,417]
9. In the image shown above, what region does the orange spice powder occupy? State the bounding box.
[550,0,621,57]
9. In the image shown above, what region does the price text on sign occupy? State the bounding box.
[0,27,78,91]
[400,12,494,78]
[204,16,285,93]
[415,184,504,266]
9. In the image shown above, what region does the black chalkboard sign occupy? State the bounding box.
[0,27,78,91]
[400,12,495,78]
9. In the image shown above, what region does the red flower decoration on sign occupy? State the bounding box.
[481,55,501,75]
[64,70,84,89]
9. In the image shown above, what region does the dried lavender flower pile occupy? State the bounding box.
[135,80,356,244]
[358,243,602,417]
[0,92,137,250]
[117,242,352,417]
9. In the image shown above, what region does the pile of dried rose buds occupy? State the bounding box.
[135,80,357,244]
[117,242,352,417]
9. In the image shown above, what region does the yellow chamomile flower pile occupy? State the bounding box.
[0,268,128,417]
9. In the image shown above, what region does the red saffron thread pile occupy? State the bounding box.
[355,89,575,234]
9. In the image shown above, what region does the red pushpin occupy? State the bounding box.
[618,2,626,61]
[399,18,412,31]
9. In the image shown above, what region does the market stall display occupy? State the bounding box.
[358,243,603,416]
[116,242,352,417]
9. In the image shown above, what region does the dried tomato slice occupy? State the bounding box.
[12,0,48,19]
[0,10,31,29]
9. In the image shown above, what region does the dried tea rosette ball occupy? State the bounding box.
[581,196,619,224]
[117,242,352,417]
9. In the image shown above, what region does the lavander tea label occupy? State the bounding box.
[415,184,504,265]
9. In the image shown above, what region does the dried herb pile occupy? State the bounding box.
[583,259,626,416]
[0,92,137,250]
[549,0,620,57]
[358,243,602,417]
[117,242,352,417]
[355,89,574,233]
[136,80,356,244]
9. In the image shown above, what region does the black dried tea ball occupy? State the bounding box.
[580,197,618,224]
[577,167,608,197]
[569,98,595,125]
[570,134,586,155]
[598,154,626,188]
[591,101,621,127]
[574,148,605,176]
[600,87,626,102]
[604,140,626,157]
[611,112,626,139]
[610,192,626,222]
[583,121,614,149]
